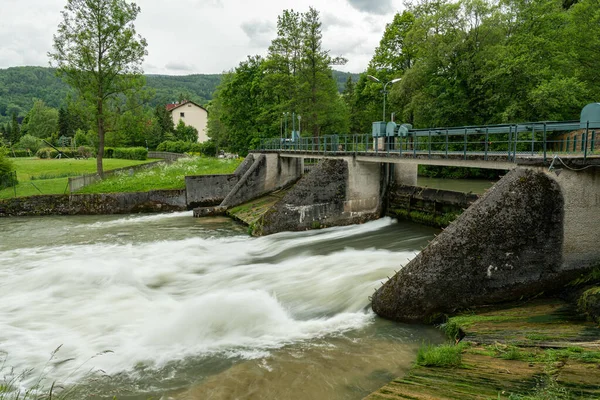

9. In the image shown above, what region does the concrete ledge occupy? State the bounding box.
[193,206,228,217]
[0,190,186,217]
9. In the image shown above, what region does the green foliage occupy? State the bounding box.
[440,320,463,341]
[78,157,241,193]
[208,7,350,155]
[35,147,94,159]
[156,140,217,156]
[6,149,31,158]
[0,158,153,199]
[0,149,18,189]
[416,343,465,368]
[173,120,198,142]
[577,286,600,324]
[16,134,42,153]
[21,100,58,138]
[156,140,191,154]
[0,147,16,175]
[49,0,148,177]
[347,0,599,131]
[568,266,600,287]
[112,147,148,160]
[73,129,94,148]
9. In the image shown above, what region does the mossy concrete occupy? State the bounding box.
[372,168,569,323]
[365,298,600,400]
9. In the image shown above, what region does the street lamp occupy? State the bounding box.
[367,75,401,122]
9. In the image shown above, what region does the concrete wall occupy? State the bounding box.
[170,102,208,142]
[185,174,240,208]
[254,158,383,235]
[185,154,255,208]
[542,167,600,269]
[0,190,187,217]
[344,157,382,215]
[393,164,418,186]
[256,159,348,235]
[388,184,479,227]
[220,154,302,209]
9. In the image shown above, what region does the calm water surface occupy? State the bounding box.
[0,212,443,399]
[417,176,496,194]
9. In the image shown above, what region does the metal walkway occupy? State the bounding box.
[256,119,599,166]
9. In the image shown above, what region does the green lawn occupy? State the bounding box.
[0,158,156,199]
[77,157,242,193]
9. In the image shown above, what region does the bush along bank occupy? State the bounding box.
[35,146,148,160]
[365,268,600,400]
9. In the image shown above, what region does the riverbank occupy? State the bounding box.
[365,296,600,399]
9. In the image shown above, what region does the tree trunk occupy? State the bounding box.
[96,99,105,178]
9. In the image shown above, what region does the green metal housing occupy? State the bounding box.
[580,103,600,129]
[372,122,386,137]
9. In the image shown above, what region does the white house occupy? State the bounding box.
[166,100,209,142]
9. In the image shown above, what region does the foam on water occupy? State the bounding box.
[0,216,430,387]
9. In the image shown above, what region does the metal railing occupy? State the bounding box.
[257,120,598,164]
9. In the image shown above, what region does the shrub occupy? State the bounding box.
[156,140,217,156]
[16,134,42,153]
[36,147,94,159]
[113,147,147,160]
[199,140,217,157]
[416,343,464,368]
[7,149,31,157]
[0,147,18,188]
[36,147,52,159]
[156,140,191,153]
[104,147,114,158]
[578,286,600,324]
[74,129,94,148]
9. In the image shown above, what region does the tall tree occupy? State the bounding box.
[22,100,59,138]
[9,113,20,145]
[49,0,148,177]
[297,7,348,137]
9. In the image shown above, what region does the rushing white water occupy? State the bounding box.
[0,213,440,398]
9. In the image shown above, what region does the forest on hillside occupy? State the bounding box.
[0,66,357,124]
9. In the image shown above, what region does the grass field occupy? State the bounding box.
[0,158,156,199]
[77,157,242,193]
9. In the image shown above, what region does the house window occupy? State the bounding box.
[180,112,185,118]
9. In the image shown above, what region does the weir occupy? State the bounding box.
[187,103,600,323]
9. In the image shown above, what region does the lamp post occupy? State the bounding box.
[367,75,401,122]
[283,112,289,139]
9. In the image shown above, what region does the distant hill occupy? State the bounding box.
[0,66,361,123]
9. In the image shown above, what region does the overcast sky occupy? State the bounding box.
[0,0,405,75]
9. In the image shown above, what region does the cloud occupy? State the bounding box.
[346,0,394,15]
[165,62,196,72]
[321,13,353,30]
[240,19,275,47]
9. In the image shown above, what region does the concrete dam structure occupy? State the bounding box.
[187,104,600,322]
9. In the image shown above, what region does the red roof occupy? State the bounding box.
[165,100,208,113]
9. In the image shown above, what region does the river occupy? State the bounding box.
[0,212,443,399]
[417,176,496,194]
